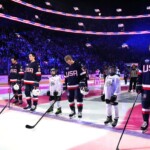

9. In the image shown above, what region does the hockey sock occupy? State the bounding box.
[15,95,18,101]
[113,105,119,119]
[18,94,22,101]
[77,103,83,112]
[69,102,75,112]
[143,114,149,122]
[106,104,112,117]
[27,99,32,106]
[56,101,61,108]
[33,100,38,107]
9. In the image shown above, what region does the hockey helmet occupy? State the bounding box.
[13,83,19,91]
[131,64,136,69]
[80,87,89,95]
[32,89,41,96]
[108,66,116,75]
[50,68,57,74]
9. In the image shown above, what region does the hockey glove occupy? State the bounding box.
[101,94,105,102]
[63,83,67,91]
[17,79,21,84]
[54,91,58,97]
[110,95,117,102]
[47,91,50,96]
[79,82,86,88]
[136,85,143,94]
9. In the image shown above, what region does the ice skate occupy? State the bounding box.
[69,111,76,119]
[104,116,112,125]
[141,121,148,133]
[112,118,118,127]
[55,107,62,115]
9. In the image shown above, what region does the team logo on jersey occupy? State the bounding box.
[143,65,150,72]
[66,70,78,77]
[25,68,34,73]
[106,78,113,86]
[10,69,17,73]
[50,81,55,86]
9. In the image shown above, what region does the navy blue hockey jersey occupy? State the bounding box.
[64,61,86,90]
[9,63,24,83]
[24,61,41,85]
[137,59,150,90]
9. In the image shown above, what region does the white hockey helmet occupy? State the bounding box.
[13,83,19,91]
[50,68,57,75]
[80,87,89,95]
[32,89,41,96]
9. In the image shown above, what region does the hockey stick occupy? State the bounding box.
[0,95,15,114]
[116,94,139,150]
[25,97,57,129]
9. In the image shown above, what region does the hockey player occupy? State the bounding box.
[101,66,120,127]
[136,58,150,132]
[47,68,62,115]
[95,69,100,84]
[9,56,24,105]
[23,53,41,111]
[103,66,109,82]
[128,64,138,92]
[64,55,87,118]
[81,65,89,87]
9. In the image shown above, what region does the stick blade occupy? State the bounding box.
[25,124,34,129]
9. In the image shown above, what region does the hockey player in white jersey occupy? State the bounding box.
[47,68,63,115]
[101,66,121,127]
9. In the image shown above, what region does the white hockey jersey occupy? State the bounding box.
[103,74,120,99]
[49,75,62,96]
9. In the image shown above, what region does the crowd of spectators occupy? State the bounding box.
[0,0,149,77]
[0,29,148,75]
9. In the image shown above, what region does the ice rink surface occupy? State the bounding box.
[0,80,150,150]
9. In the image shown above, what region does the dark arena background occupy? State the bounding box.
[0,0,150,150]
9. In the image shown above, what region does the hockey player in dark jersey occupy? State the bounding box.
[81,65,89,87]
[64,55,87,118]
[136,58,150,132]
[23,53,41,111]
[9,56,24,104]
